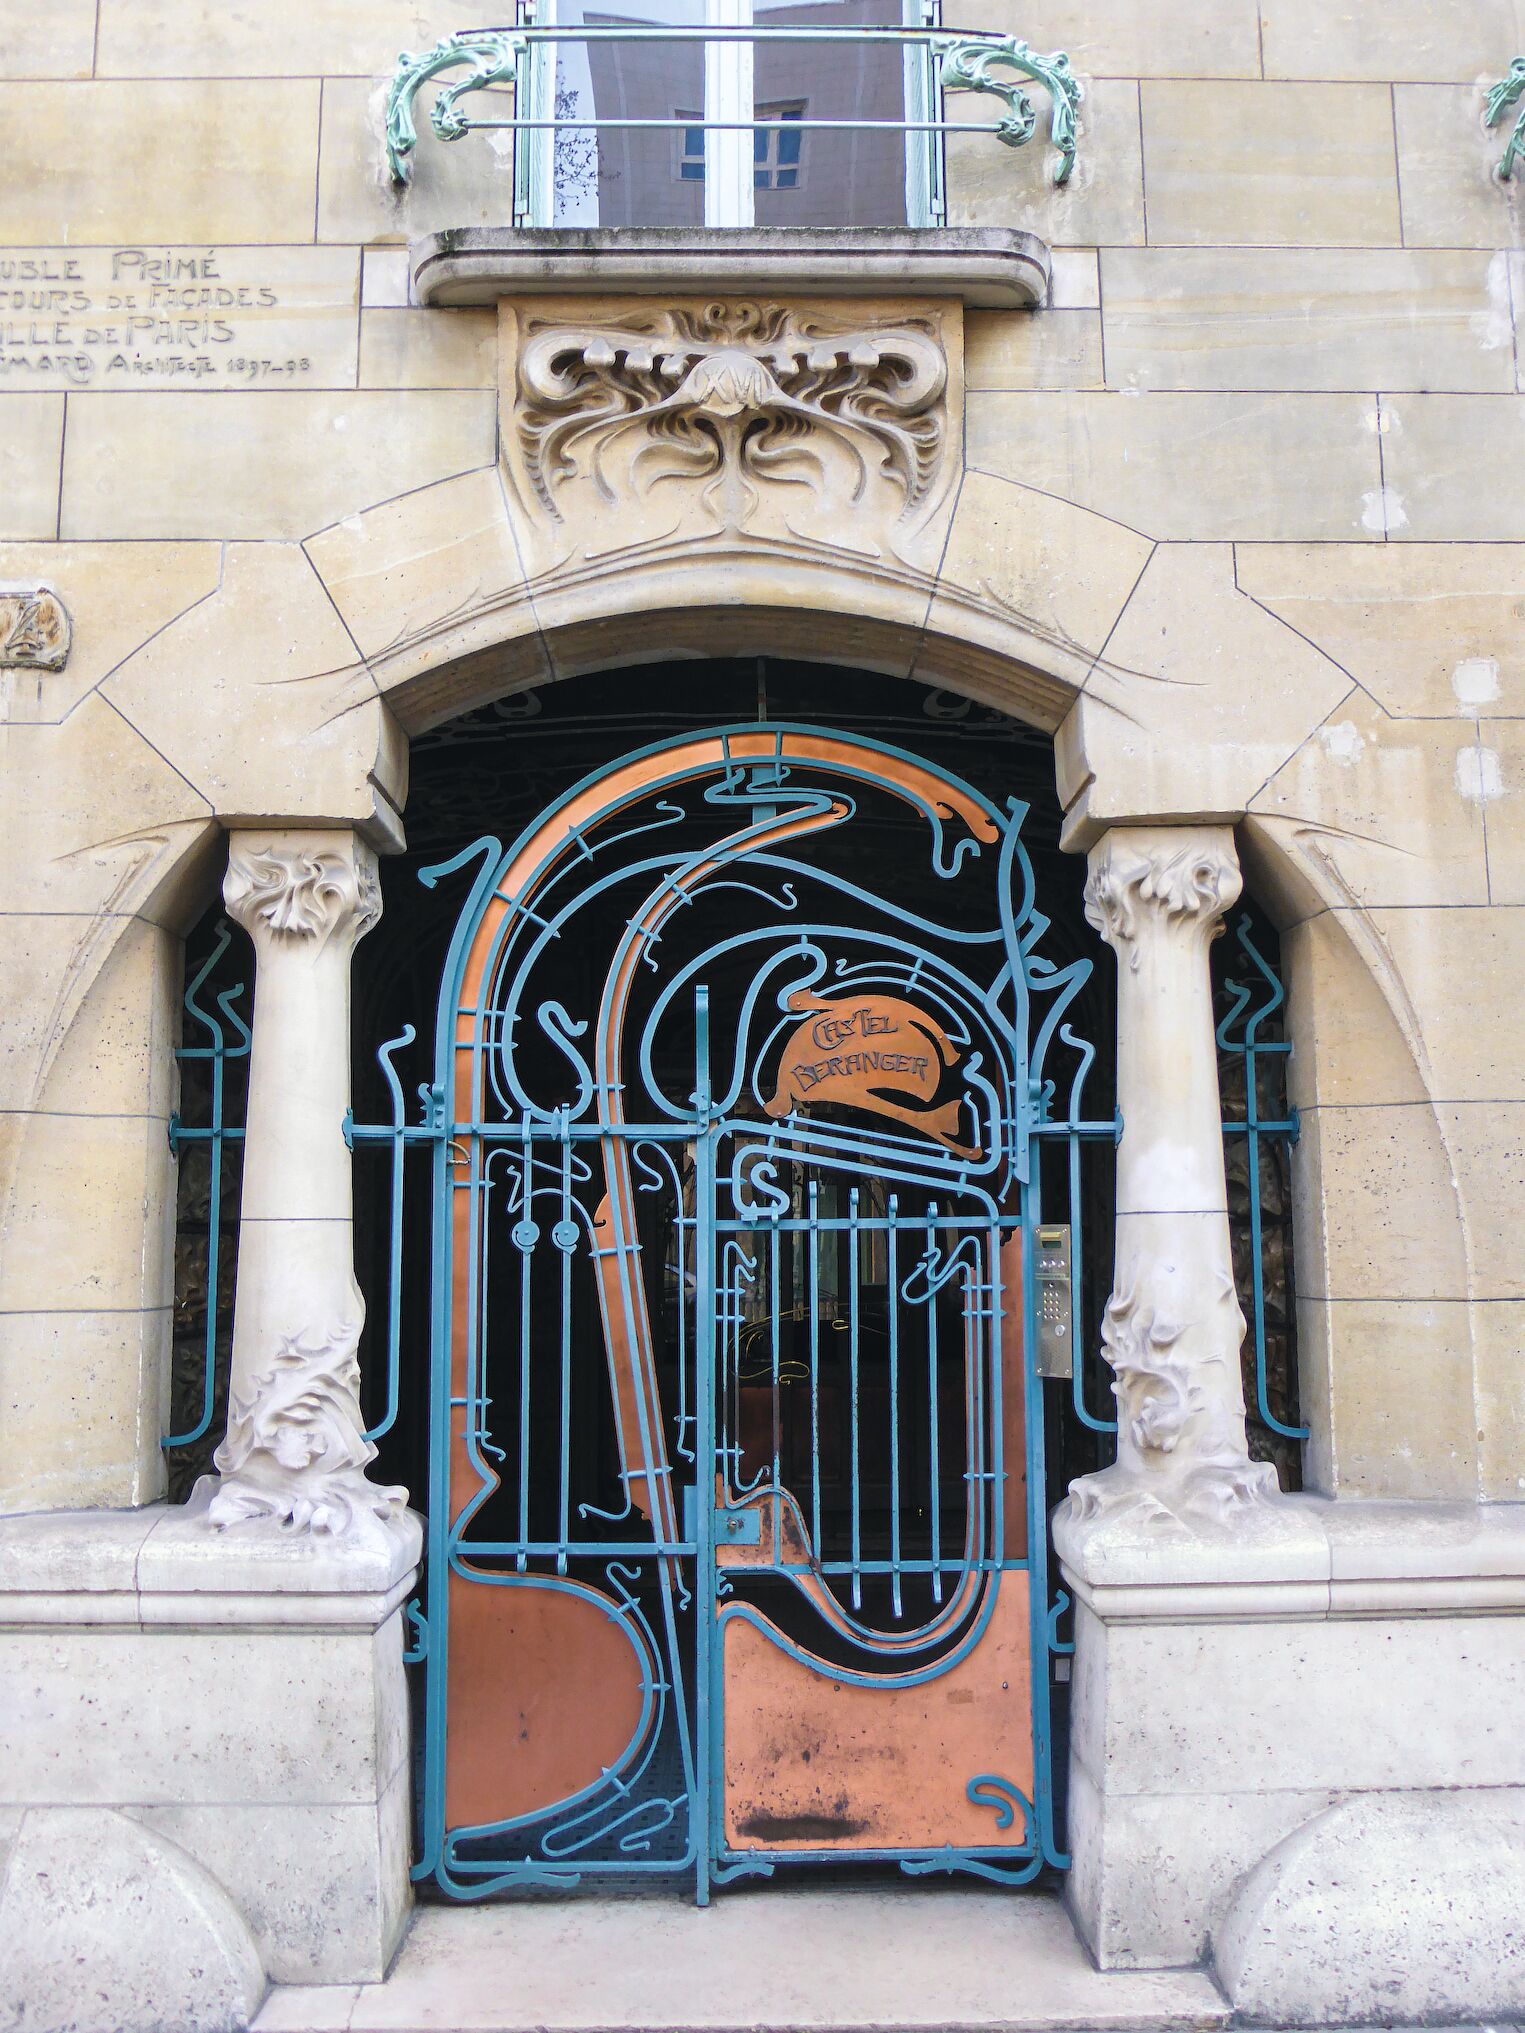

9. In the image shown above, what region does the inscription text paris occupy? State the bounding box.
[0,247,354,388]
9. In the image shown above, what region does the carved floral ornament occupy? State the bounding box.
[1082,838,1242,966]
[207,1322,407,1535]
[224,842,382,953]
[1064,1244,1281,1533]
[503,300,955,565]
[0,585,70,670]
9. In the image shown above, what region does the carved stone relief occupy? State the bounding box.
[208,1321,407,1535]
[1082,841,1240,966]
[0,586,70,670]
[1064,825,1281,1534]
[207,829,407,1537]
[224,842,382,954]
[498,296,961,579]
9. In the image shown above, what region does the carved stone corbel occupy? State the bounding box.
[498,295,961,579]
[1063,826,1280,1531]
[205,832,406,1536]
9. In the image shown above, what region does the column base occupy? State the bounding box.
[0,1498,422,2000]
[1062,1454,1281,1533]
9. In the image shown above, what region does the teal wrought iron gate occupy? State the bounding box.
[165,690,1304,1898]
[357,721,1103,1900]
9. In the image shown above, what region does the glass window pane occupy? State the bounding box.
[753,0,914,228]
[549,0,708,227]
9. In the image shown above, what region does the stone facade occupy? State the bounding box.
[1,1,1524,2026]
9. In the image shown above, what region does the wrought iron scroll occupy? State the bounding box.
[1487,58,1525,181]
[166,921,249,1455]
[383,24,1082,194]
[387,32,525,185]
[1215,915,1305,1453]
[936,37,1081,185]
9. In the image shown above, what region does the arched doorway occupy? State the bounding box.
[349,660,1113,1899]
[164,657,1302,1900]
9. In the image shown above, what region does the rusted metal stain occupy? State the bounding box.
[763,990,977,1155]
[721,1575,1034,1852]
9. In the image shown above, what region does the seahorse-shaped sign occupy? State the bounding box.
[763,990,977,1156]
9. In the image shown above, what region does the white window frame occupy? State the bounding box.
[516,0,943,229]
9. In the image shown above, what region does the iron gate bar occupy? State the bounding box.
[1215,914,1305,1444]
[163,922,249,1450]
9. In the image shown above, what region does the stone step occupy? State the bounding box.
[252,1889,1230,2033]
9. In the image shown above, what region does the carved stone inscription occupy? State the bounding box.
[0,248,359,389]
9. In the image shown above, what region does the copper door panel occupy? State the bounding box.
[721,1573,1033,1852]
[444,1570,652,1831]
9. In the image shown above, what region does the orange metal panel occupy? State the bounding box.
[721,1574,1033,1852]
[443,1570,652,1831]
[763,990,978,1155]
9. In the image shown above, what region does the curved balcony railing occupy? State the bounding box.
[385,23,1081,229]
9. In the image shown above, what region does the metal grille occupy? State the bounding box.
[166,665,1304,1895]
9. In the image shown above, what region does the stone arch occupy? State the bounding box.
[0,456,1474,1511]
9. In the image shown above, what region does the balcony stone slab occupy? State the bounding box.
[410,225,1051,311]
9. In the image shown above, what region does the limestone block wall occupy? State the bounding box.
[1,0,1522,1512]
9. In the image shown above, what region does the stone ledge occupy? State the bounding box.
[410,226,1052,310]
[0,1490,423,1630]
[1054,1494,1525,1622]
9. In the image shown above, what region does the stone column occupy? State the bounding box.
[205,830,406,1535]
[1066,825,1279,1529]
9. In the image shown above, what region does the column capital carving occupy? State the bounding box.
[223,831,381,957]
[1082,824,1241,968]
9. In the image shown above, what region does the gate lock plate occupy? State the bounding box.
[682,1487,763,1546]
[1034,1223,1073,1380]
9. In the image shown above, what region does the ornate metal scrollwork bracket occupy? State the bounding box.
[386,31,525,186]
[936,36,1082,186]
[1486,58,1525,181]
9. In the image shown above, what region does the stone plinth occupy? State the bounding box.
[0,1496,421,1991]
[1056,1494,1525,2023]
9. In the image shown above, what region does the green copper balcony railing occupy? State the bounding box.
[1487,58,1525,180]
[384,24,1083,210]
